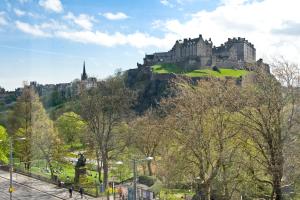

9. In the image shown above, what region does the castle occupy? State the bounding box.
[143,34,257,70]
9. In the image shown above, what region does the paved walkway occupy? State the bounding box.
[0,170,111,200]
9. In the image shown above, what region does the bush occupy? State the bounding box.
[138,176,156,187]
[212,66,220,73]
[150,180,163,194]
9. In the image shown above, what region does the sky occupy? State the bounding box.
[0,0,300,91]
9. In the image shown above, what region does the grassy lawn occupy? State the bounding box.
[152,63,187,74]
[152,63,248,78]
[160,188,194,200]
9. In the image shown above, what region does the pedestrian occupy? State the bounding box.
[79,186,84,199]
[69,185,74,198]
[118,187,122,198]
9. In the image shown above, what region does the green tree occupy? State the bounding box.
[8,85,35,170]
[0,125,9,163]
[8,84,63,177]
[31,96,64,180]
[56,112,87,147]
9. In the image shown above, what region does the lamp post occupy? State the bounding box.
[116,161,123,183]
[133,157,153,200]
[112,161,123,200]
[0,137,26,200]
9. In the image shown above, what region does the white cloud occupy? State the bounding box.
[40,19,68,31]
[160,0,175,8]
[64,12,95,30]
[151,20,164,29]
[155,0,300,63]
[39,0,63,13]
[13,9,42,18]
[102,12,129,20]
[55,30,176,49]
[0,12,8,26]
[14,18,176,49]
[14,8,26,16]
[15,21,51,37]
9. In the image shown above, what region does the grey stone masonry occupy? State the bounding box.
[143,34,256,70]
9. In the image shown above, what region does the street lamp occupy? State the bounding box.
[112,161,123,200]
[0,137,26,200]
[133,157,153,200]
[116,161,123,182]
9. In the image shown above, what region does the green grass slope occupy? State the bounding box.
[152,63,248,78]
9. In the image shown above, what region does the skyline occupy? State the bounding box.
[1,0,300,90]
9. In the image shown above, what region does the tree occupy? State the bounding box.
[0,125,9,163]
[130,108,166,176]
[56,112,87,147]
[237,61,299,200]
[162,79,242,200]
[8,84,63,177]
[79,73,135,194]
[8,85,35,170]
[30,93,64,180]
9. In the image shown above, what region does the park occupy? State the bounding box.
[0,0,300,199]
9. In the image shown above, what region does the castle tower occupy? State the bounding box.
[81,61,88,81]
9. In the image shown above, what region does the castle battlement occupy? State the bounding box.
[143,34,256,70]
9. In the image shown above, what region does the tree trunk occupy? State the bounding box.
[196,183,211,200]
[49,163,55,181]
[273,174,282,200]
[147,160,153,176]
[204,184,211,200]
[223,172,230,199]
[102,154,109,200]
[270,140,283,200]
[96,150,102,183]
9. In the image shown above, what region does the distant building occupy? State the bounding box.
[81,61,88,81]
[79,61,97,89]
[143,34,257,69]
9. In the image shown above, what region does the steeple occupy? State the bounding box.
[81,61,88,81]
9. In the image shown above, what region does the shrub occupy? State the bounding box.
[138,176,156,187]
[212,66,221,73]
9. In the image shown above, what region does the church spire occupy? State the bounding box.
[81,61,88,81]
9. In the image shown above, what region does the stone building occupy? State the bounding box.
[143,34,256,70]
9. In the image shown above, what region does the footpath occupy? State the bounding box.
[0,170,112,200]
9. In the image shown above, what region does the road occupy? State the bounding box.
[0,170,105,199]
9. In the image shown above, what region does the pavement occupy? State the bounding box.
[0,170,110,200]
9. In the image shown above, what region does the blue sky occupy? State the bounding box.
[0,0,299,90]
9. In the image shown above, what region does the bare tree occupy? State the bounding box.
[237,60,299,200]
[130,108,166,176]
[162,78,242,200]
[79,73,135,194]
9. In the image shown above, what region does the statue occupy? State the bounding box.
[74,153,87,184]
[76,153,86,168]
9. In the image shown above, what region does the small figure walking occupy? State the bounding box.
[79,186,84,199]
[69,185,74,198]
